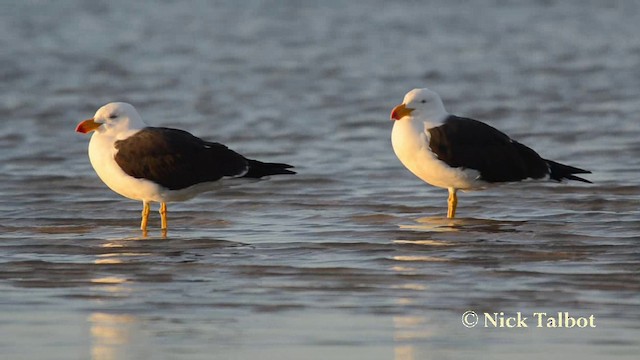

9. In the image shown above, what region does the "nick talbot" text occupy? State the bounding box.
[484,312,596,328]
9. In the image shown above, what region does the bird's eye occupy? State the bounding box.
[108,114,117,119]
[420,100,427,104]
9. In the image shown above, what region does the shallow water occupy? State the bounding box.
[1,1,639,359]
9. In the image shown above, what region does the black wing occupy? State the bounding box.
[114,127,249,190]
[427,115,549,183]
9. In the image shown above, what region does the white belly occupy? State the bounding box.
[391,120,485,190]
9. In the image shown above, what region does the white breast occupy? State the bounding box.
[87,131,164,202]
[391,119,485,190]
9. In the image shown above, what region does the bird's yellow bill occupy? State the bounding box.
[390,104,414,120]
[75,118,102,134]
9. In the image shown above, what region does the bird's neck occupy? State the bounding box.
[417,112,449,130]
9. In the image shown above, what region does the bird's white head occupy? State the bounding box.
[390,88,448,123]
[75,102,146,136]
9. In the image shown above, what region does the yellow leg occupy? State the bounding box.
[159,202,168,230]
[141,202,151,231]
[447,188,458,219]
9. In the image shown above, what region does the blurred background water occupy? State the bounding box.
[1,1,639,359]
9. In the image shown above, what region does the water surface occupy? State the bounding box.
[1,1,639,359]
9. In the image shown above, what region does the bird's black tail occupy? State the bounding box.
[243,159,296,178]
[546,160,592,183]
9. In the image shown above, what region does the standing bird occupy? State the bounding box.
[76,102,295,232]
[390,88,591,218]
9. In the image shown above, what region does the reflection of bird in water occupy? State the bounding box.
[89,312,135,359]
[399,217,527,234]
[390,88,591,218]
[76,102,295,233]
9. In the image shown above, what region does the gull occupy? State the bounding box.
[76,102,295,232]
[390,88,591,218]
